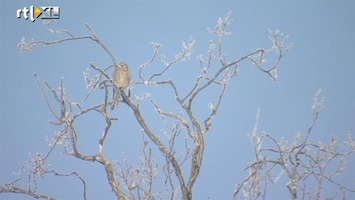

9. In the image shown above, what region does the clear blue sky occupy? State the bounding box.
[1,0,355,199]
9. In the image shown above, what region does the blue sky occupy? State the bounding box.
[1,0,355,199]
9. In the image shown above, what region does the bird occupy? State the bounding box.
[111,62,131,109]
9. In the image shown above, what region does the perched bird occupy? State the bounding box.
[111,62,131,109]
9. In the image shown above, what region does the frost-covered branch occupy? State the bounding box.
[234,90,355,200]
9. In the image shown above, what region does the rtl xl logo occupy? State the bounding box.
[17,6,60,22]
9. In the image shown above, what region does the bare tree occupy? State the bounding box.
[234,90,355,200]
[1,11,353,200]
